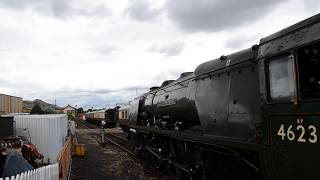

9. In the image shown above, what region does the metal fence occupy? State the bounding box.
[0,163,59,180]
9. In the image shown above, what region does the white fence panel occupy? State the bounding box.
[0,163,59,180]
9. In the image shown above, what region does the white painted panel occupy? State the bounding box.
[14,115,68,164]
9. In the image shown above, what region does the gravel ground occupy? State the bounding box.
[71,128,169,180]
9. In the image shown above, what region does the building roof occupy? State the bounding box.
[0,93,22,99]
[64,105,76,110]
[119,105,129,111]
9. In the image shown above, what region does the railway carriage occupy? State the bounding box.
[85,108,119,128]
[121,13,320,179]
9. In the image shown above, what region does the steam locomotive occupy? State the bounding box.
[121,13,320,179]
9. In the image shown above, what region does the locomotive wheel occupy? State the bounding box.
[167,141,182,180]
[193,150,223,180]
[134,141,142,155]
[193,152,209,180]
[152,155,163,169]
[149,137,165,169]
[167,162,182,180]
[129,134,143,156]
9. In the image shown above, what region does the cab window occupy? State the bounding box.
[267,55,295,101]
[297,42,320,100]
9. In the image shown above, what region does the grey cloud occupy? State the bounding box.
[57,94,113,109]
[0,79,9,86]
[224,34,259,50]
[125,0,162,21]
[0,76,144,108]
[0,48,13,52]
[148,42,185,57]
[119,86,149,93]
[150,68,185,86]
[93,44,118,55]
[0,80,51,101]
[0,0,110,19]
[303,0,320,12]
[147,44,158,52]
[50,0,71,18]
[52,86,148,108]
[0,0,30,9]
[57,86,148,96]
[75,4,111,18]
[165,0,285,32]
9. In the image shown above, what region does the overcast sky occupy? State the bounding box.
[0,0,319,109]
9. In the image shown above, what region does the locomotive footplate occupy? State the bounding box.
[269,114,320,180]
[128,125,263,151]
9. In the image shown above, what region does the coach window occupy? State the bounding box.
[297,42,320,100]
[267,55,295,101]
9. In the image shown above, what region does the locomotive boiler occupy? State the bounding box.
[136,72,200,130]
[121,13,320,180]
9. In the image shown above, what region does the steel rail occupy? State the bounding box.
[105,133,128,142]
[76,120,136,157]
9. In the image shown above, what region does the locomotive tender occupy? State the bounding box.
[121,14,320,179]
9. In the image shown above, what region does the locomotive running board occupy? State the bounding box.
[128,125,263,151]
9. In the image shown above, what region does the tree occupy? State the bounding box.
[67,112,75,121]
[77,108,84,114]
[43,109,56,114]
[30,104,44,114]
[76,108,84,117]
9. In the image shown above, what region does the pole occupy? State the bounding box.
[101,120,106,147]
[101,128,105,144]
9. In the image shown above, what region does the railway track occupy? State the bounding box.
[76,120,136,157]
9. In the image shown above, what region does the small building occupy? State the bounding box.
[118,105,129,120]
[22,106,32,113]
[63,105,76,116]
[0,94,23,114]
[54,107,64,114]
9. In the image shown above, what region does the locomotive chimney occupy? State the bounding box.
[179,72,193,78]
[149,86,160,91]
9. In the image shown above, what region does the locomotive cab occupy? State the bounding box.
[297,43,320,100]
[259,13,320,180]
